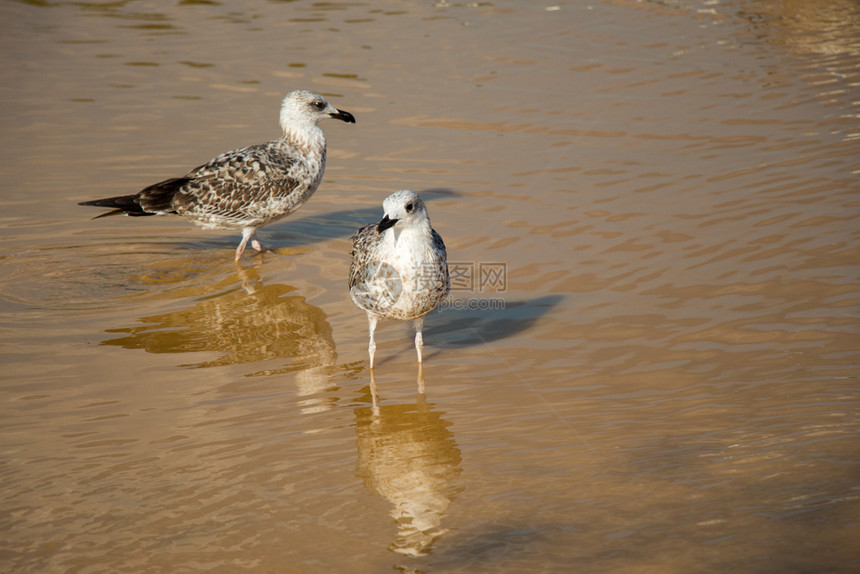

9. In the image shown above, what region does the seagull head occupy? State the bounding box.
[280,90,355,133]
[377,190,429,234]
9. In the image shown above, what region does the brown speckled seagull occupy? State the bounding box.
[349,191,449,368]
[79,90,355,260]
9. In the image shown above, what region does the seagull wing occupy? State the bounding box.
[167,141,306,223]
[349,223,379,292]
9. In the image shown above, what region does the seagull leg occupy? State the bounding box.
[367,313,378,369]
[416,363,425,394]
[369,370,380,416]
[414,316,424,364]
[235,229,255,260]
[249,230,265,253]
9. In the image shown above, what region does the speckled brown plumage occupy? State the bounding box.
[80,90,355,259]
[349,191,449,368]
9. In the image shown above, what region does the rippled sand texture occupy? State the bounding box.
[1,0,858,572]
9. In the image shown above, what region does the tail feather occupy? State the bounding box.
[138,177,190,213]
[79,177,190,217]
[79,194,153,217]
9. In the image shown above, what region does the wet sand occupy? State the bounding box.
[1,0,859,572]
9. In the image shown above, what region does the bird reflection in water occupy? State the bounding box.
[101,265,337,403]
[354,368,462,557]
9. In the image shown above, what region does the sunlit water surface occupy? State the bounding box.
[1,0,859,572]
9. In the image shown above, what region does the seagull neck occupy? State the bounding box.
[281,123,326,155]
[385,221,432,248]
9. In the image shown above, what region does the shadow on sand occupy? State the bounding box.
[424,294,564,349]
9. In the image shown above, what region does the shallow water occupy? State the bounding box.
[1,0,859,572]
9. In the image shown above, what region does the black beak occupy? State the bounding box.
[377,215,398,233]
[329,109,356,124]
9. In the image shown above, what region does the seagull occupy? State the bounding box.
[349,190,449,368]
[79,90,355,260]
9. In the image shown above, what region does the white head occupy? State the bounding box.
[279,90,355,135]
[377,190,431,234]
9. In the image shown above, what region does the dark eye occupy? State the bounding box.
[405,203,414,213]
[312,100,326,110]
